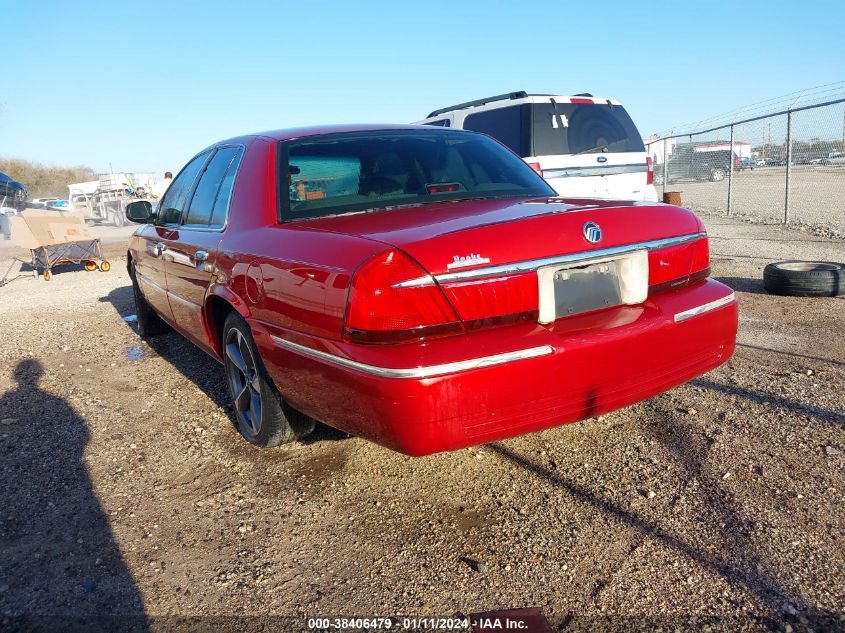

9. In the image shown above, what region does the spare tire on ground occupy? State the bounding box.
[763,261,844,297]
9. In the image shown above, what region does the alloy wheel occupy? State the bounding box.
[224,327,263,440]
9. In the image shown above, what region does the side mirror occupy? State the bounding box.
[126,200,154,223]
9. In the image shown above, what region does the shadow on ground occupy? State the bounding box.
[99,285,348,446]
[0,359,148,630]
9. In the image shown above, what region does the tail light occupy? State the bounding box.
[646,157,654,185]
[525,160,543,176]
[648,236,710,293]
[440,272,538,330]
[344,250,465,344]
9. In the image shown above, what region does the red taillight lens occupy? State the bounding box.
[441,272,539,330]
[526,160,543,176]
[646,157,654,185]
[648,237,710,293]
[344,250,465,344]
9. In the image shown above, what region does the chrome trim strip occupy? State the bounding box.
[270,336,554,379]
[434,233,706,283]
[392,275,436,289]
[135,270,166,293]
[167,290,199,308]
[674,292,736,323]
[543,163,648,179]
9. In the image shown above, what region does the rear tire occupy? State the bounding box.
[222,312,314,448]
[130,260,170,338]
[763,261,844,297]
[710,168,726,182]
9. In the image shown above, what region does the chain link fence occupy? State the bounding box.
[645,98,845,234]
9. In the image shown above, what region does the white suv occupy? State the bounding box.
[416,91,658,202]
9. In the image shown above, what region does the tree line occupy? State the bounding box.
[0,158,96,199]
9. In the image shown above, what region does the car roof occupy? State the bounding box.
[216,123,447,147]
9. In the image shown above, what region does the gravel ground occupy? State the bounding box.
[660,166,845,239]
[0,216,843,632]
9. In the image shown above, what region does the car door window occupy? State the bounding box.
[157,152,210,225]
[184,147,241,227]
[209,149,243,228]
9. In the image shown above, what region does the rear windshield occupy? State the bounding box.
[531,103,645,156]
[279,129,554,220]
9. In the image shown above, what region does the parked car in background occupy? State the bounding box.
[655,146,740,185]
[416,91,658,202]
[0,172,27,204]
[31,197,59,207]
[125,124,737,456]
[739,158,756,170]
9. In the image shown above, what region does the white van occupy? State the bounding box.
[416,91,658,202]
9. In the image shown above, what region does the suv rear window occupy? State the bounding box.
[531,103,645,156]
[279,129,553,221]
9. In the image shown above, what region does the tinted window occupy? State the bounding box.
[463,105,530,156]
[209,149,243,228]
[157,152,210,225]
[424,119,450,127]
[532,103,645,156]
[281,129,553,220]
[184,147,241,226]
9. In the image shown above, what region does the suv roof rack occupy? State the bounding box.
[573,93,594,97]
[427,91,528,118]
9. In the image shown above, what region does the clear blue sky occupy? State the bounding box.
[3,0,843,177]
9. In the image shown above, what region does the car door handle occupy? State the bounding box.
[195,250,209,262]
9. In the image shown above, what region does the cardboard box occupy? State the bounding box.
[9,208,92,250]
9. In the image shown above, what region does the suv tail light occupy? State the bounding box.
[525,160,543,176]
[646,157,654,185]
[648,236,710,293]
[344,250,465,344]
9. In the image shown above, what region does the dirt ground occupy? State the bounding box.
[661,166,845,237]
[0,216,843,632]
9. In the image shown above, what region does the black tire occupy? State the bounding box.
[222,312,314,448]
[130,261,170,337]
[763,261,844,297]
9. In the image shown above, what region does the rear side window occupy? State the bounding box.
[157,152,210,225]
[462,105,530,156]
[209,150,243,228]
[531,103,645,156]
[184,146,242,227]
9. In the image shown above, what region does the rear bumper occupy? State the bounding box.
[257,279,738,456]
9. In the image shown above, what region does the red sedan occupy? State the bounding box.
[126,125,737,456]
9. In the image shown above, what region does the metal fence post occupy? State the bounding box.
[661,137,667,198]
[727,124,734,216]
[784,111,792,224]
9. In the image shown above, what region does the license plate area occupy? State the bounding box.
[537,250,648,324]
